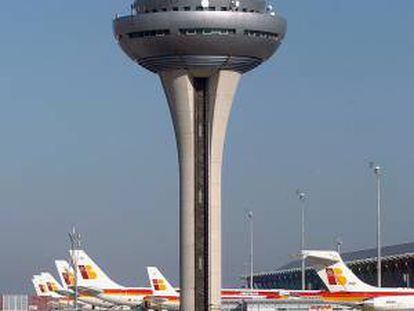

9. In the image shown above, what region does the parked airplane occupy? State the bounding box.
[55,260,115,309]
[70,250,152,307]
[40,272,70,296]
[302,250,414,310]
[143,267,179,310]
[70,250,290,309]
[32,274,73,308]
[143,266,310,310]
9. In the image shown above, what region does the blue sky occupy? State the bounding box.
[1,0,414,293]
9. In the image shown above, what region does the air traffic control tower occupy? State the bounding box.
[113,1,286,310]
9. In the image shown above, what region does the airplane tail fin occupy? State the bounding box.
[35,274,62,298]
[40,272,65,292]
[147,267,177,296]
[70,249,122,289]
[302,250,377,292]
[55,260,75,290]
[32,276,48,297]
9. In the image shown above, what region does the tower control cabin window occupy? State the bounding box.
[128,29,171,38]
[179,28,236,36]
[244,30,279,40]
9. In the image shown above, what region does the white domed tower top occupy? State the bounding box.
[114,0,286,75]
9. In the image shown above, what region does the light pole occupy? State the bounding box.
[369,162,383,287]
[296,189,307,290]
[247,211,254,290]
[335,237,343,254]
[69,227,82,311]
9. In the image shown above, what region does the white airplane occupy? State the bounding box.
[32,274,73,308]
[143,267,179,310]
[70,250,289,309]
[302,250,414,310]
[143,267,305,310]
[40,272,72,298]
[69,249,152,307]
[55,260,115,309]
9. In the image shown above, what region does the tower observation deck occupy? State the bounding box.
[113,1,286,310]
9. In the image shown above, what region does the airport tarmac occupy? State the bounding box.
[222,300,358,311]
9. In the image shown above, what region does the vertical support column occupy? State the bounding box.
[160,70,241,311]
[208,71,241,311]
[161,70,196,311]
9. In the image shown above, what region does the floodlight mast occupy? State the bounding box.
[69,227,82,311]
[247,211,254,291]
[296,189,307,290]
[369,162,383,287]
[335,236,343,253]
[113,2,286,310]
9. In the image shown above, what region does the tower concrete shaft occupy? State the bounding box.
[161,70,241,311]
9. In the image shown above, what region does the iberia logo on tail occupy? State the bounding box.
[78,265,98,280]
[153,279,167,291]
[326,268,347,286]
[46,282,59,292]
[62,269,75,286]
[39,284,47,293]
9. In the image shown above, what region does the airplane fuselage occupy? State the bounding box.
[95,288,153,307]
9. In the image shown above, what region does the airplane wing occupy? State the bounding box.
[146,296,170,304]
[71,286,104,296]
[56,289,74,297]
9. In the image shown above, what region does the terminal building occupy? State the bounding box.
[0,295,50,311]
[249,242,414,290]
